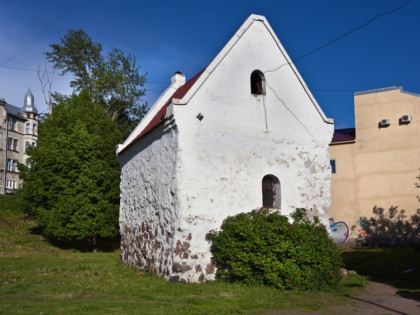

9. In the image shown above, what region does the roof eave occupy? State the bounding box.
[116,84,179,155]
[330,139,356,145]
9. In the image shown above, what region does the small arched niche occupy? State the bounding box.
[250,70,266,95]
[262,175,281,209]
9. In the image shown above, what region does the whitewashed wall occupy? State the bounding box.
[118,125,179,279]
[170,19,333,282]
[118,16,333,283]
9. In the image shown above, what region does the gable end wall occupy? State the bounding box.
[117,15,334,283]
[167,19,333,283]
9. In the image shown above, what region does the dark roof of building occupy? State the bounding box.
[331,128,356,143]
[354,86,402,96]
[118,69,206,155]
[5,103,26,120]
[354,86,420,98]
[21,88,38,113]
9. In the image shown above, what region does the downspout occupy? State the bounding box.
[3,117,8,195]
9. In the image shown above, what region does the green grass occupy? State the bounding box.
[0,208,367,314]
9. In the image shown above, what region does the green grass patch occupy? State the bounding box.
[0,194,25,214]
[0,209,366,314]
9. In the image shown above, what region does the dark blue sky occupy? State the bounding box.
[1,0,418,129]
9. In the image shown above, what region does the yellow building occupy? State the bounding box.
[329,86,420,239]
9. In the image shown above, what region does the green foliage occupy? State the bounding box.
[45,29,147,136]
[0,211,367,314]
[45,29,103,94]
[0,194,25,214]
[417,169,420,202]
[352,206,420,247]
[206,208,344,290]
[96,48,148,130]
[18,91,122,249]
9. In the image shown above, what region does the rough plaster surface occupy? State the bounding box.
[118,126,180,280]
[118,16,334,283]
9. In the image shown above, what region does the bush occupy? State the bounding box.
[206,208,343,290]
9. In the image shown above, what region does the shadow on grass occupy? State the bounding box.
[343,294,410,315]
[344,205,420,295]
[341,282,365,288]
[342,249,420,291]
[396,290,420,302]
[1,194,121,253]
[28,225,120,252]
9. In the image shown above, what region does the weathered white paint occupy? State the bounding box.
[117,14,334,283]
[118,123,179,278]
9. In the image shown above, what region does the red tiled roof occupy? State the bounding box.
[331,128,356,143]
[133,104,167,142]
[118,69,205,155]
[170,69,205,101]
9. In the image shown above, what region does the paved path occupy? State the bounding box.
[270,282,420,314]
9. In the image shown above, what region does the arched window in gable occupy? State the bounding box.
[262,175,281,209]
[250,70,266,95]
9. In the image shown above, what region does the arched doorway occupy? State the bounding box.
[262,175,281,209]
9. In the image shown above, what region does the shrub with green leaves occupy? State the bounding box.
[18,91,122,250]
[206,208,343,290]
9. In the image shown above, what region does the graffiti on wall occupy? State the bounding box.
[329,218,349,245]
[354,220,371,237]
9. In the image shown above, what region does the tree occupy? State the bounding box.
[19,91,122,250]
[45,29,102,95]
[37,65,55,113]
[45,29,147,136]
[95,48,148,131]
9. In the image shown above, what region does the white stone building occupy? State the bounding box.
[116,14,334,283]
[0,89,39,194]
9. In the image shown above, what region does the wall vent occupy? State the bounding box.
[401,114,412,123]
[380,119,391,126]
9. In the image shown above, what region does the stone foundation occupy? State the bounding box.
[120,223,216,283]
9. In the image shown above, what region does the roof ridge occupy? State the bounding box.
[169,14,333,124]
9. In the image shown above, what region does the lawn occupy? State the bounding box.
[0,207,371,314]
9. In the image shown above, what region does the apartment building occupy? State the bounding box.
[0,89,39,194]
[330,86,420,238]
